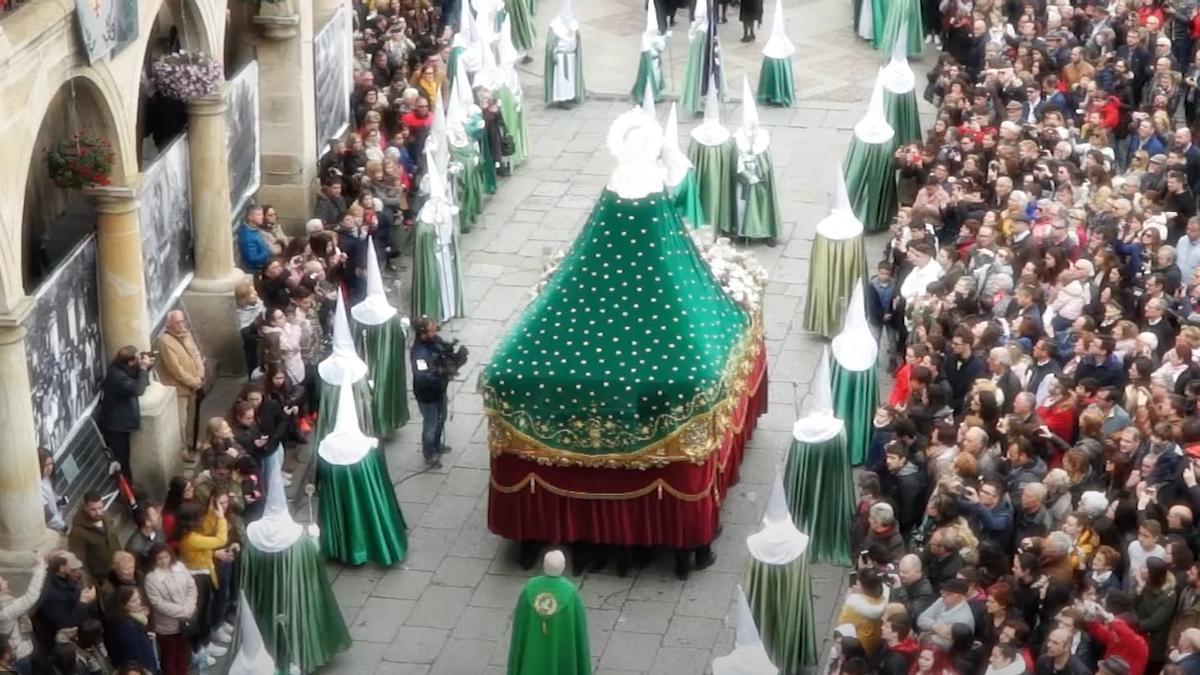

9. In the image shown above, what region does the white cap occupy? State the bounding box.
[880,21,916,94]
[854,70,895,145]
[351,238,398,326]
[814,165,864,241]
[762,0,795,59]
[831,280,878,372]
[792,346,844,443]
[746,475,810,564]
[544,550,566,576]
[319,291,369,385]
[691,75,730,146]
[642,79,657,123]
[246,448,304,553]
[227,592,277,675]
[711,585,779,675]
[662,102,694,187]
[317,372,378,466]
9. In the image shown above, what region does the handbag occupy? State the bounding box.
[501,133,516,156]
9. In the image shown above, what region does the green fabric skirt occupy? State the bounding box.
[757,56,795,107]
[318,450,408,566]
[784,434,855,566]
[880,0,924,56]
[453,147,484,233]
[885,89,922,146]
[507,0,537,51]
[802,235,867,338]
[632,50,665,103]
[670,169,706,229]
[832,361,878,466]
[844,138,898,233]
[681,37,706,115]
[736,152,780,240]
[688,140,735,235]
[744,556,818,673]
[314,378,375,450]
[479,133,498,195]
[361,318,410,437]
[497,87,529,168]
[241,539,352,674]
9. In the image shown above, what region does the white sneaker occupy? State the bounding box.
[206,656,217,667]
[218,621,235,635]
[213,626,233,644]
[283,476,293,487]
[282,471,294,479]
[207,643,228,657]
[924,34,933,44]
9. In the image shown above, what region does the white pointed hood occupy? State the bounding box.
[430,92,451,171]
[318,373,378,466]
[498,15,524,94]
[690,0,709,35]
[246,447,304,553]
[762,0,795,59]
[712,586,780,675]
[419,146,460,224]
[691,76,730,146]
[641,0,660,51]
[318,291,369,385]
[746,475,810,564]
[452,49,477,114]
[662,103,694,187]
[735,76,769,154]
[228,592,277,675]
[881,21,916,94]
[351,238,398,326]
[642,79,657,122]
[475,19,506,92]
[831,280,878,372]
[454,0,483,74]
[551,0,579,35]
[854,70,895,145]
[792,347,844,443]
[814,166,864,241]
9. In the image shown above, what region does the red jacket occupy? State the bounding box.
[1087,618,1149,675]
[889,364,912,407]
[1037,403,1076,445]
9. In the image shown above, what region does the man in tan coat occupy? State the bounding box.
[158,309,207,456]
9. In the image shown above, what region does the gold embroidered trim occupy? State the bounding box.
[490,470,718,502]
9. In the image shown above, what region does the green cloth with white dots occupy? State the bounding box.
[481,189,751,457]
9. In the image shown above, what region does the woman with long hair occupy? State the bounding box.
[175,498,229,658]
[1135,557,1177,674]
[1036,379,1077,449]
[101,586,157,673]
[909,644,952,675]
[161,477,193,543]
[142,543,197,675]
[195,417,241,470]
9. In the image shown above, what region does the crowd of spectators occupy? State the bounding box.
[833,0,1200,673]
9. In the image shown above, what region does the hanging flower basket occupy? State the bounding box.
[45,134,115,190]
[150,51,223,102]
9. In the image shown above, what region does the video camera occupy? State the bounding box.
[433,338,470,378]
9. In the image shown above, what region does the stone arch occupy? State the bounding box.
[16,71,130,294]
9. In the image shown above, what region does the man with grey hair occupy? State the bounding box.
[1016,481,1054,543]
[863,502,906,564]
[987,347,1020,413]
[1141,295,1175,357]
[894,554,936,622]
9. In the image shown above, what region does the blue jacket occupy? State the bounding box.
[236,223,271,272]
[411,338,450,403]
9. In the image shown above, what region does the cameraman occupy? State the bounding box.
[97,345,154,480]
[411,317,452,469]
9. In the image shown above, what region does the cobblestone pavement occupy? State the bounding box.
[305,2,936,674]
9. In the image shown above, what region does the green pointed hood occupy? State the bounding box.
[481,189,754,467]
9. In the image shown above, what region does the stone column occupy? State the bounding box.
[182,89,249,376]
[89,187,151,354]
[254,0,320,227]
[86,187,181,501]
[0,313,63,566]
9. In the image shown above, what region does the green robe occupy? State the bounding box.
[314,378,375,449]
[631,49,664,103]
[360,317,410,436]
[496,86,529,168]
[451,143,484,231]
[543,29,585,105]
[688,139,736,235]
[669,168,705,228]
[506,0,537,51]
[241,539,351,674]
[317,450,408,566]
[506,575,590,675]
[411,214,465,322]
[734,148,780,240]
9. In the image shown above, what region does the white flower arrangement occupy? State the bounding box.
[689,228,769,314]
[151,51,223,102]
[528,229,768,315]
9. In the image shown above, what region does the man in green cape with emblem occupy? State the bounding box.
[663,102,705,228]
[631,0,666,103]
[506,550,590,675]
[757,0,795,107]
[242,449,350,674]
[688,77,736,235]
[732,75,780,245]
[412,147,466,322]
[314,291,374,446]
[544,0,584,106]
[351,237,409,437]
[316,373,408,566]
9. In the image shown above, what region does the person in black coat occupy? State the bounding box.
[946,328,986,414]
[97,346,153,480]
[881,443,929,537]
[32,554,99,667]
[411,316,453,469]
[875,614,922,675]
[103,586,159,674]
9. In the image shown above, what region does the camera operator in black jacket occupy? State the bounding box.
[410,317,465,469]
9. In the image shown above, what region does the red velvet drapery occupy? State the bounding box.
[487,346,769,548]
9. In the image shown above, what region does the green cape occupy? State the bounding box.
[506,575,590,675]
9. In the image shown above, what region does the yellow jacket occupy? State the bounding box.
[179,516,228,586]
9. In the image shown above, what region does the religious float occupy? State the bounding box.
[481,110,768,552]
